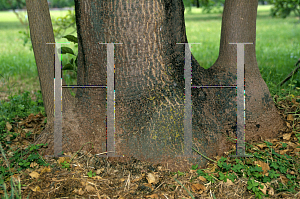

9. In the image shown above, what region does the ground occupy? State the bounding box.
[0,93,300,199]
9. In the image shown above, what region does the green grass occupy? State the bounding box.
[0,6,299,99]
[0,10,77,99]
[184,5,300,97]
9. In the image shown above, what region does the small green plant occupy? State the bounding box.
[191,164,198,170]
[247,178,265,199]
[190,134,300,199]
[177,171,185,177]
[87,170,96,178]
[218,172,228,182]
[280,142,288,149]
[61,160,70,170]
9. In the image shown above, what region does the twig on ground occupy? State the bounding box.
[192,147,217,163]
[278,58,300,87]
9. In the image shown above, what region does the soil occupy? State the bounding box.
[0,94,300,199]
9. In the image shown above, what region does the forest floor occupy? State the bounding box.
[0,93,300,199]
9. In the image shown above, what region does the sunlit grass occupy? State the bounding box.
[184,5,300,96]
[0,5,299,99]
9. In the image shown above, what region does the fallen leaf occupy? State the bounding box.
[5,134,13,142]
[279,149,289,155]
[268,187,274,196]
[132,176,143,183]
[146,194,159,198]
[30,186,41,192]
[30,162,38,168]
[119,178,125,182]
[78,188,85,195]
[289,170,295,175]
[40,166,51,174]
[256,143,267,149]
[191,183,206,193]
[96,168,105,174]
[198,176,207,182]
[92,176,102,180]
[283,133,292,140]
[259,184,267,195]
[57,156,70,164]
[281,175,289,184]
[146,173,158,184]
[287,142,297,148]
[287,114,294,121]
[85,185,95,192]
[225,180,234,186]
[29,171,40,179]
[6,122,12,131]
[254,160,270,175]
[293,148,300,153]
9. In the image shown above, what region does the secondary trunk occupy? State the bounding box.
[28,0,285,172]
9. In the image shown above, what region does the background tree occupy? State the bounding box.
[185,0,225,13]
[258,0,268,5]
[26,0,285,172]
[0,0,25,11]
[268,0,300,20]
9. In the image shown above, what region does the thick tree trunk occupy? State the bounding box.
[28,0,285,172]
[191,0,285,166]
[26,0,95,156]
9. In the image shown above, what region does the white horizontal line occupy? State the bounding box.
[62,86,106,88]
[46,43,70,44]
[193,86,238,88]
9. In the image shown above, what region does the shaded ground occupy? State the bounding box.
[0,94,300,198]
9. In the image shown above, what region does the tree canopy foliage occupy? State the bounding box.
[268,0,300,19]
[183,0,300,19]
[0,0,74,10]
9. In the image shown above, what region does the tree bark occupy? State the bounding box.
[28,0,285,172]
[26,0,95,156]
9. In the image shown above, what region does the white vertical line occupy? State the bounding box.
[184,43,192,156]
[229,42,252,157]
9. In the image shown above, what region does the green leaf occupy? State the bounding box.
[270,162,279,170]
[62,35,78,44]
[228,173,236,182]
[223,163,231,171]
[232,164,243,172]
[219,172,227,181]
[263,176,271,183]
[62,63,74,71]
[219,157,227,162]
[264,141,272,146]
[191,164,198,170]
[59,47,75,55]
[70,58,74,64]
[279,166,287,174]
[269,170,280,179]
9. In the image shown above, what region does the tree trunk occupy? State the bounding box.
[26,0,96,156]
[27,0,285,172]
[196,0,200,8]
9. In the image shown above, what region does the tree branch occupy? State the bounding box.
[278,58,300,87]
